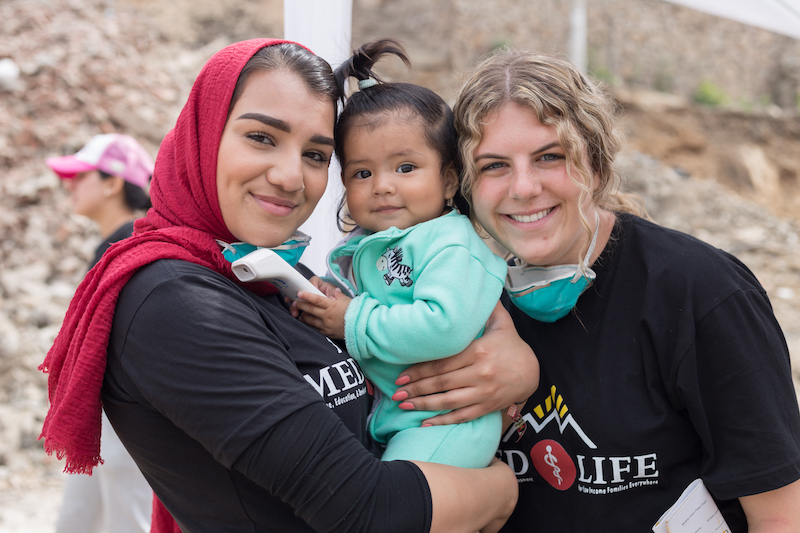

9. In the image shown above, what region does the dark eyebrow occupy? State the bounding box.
[474,142,561,162]
[533,142,561,154]
[310,134,335,147]
[236,113,334,147]
[237,113,290,132]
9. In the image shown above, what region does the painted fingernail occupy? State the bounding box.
[391,390,408,401]
[398,401,415,410]
[395,374,411,386]
[421,423,432,428]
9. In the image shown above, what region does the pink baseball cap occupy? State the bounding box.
[46,134,154,188]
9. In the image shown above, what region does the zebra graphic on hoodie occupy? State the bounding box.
[376,246,413,287]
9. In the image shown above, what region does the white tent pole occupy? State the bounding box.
[569,0,588,74]
[284,0,353,276]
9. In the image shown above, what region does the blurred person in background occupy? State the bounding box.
[46,133,154,533]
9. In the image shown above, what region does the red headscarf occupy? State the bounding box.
[38,38,310,475]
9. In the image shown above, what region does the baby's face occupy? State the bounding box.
[341,114,458,232]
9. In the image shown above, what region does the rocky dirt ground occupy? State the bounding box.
[1,0,798,531]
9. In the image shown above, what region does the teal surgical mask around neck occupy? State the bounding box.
[217,231,311,266]
[504,211,600,322]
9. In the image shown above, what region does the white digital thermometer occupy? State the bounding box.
[231,248,325,300]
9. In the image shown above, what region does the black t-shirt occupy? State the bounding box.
[498,214,800,532]
[102,259,431,533]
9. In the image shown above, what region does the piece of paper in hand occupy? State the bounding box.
[652,478,731,533]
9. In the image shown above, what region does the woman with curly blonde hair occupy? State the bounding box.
[398,48,800,532]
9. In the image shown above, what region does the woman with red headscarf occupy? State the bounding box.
[39,39,535,532]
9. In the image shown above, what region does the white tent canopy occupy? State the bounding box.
[570,0,800,70]
[662,0,800,41]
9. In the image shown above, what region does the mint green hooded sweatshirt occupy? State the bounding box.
[326,211,508,467]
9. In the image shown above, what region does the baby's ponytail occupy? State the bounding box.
[333,38,410,100]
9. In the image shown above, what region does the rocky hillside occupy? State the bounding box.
[0,0,798,529]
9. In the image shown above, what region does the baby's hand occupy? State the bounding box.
[292,289,351,339]
[310,276,341,298]
[288,277,344,317]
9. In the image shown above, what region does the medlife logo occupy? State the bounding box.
[304,357,366,401]
[500,385,659,493]
[502,385,597,448]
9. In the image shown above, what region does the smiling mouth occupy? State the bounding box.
[253,194,297,216]
[509,208,553,223]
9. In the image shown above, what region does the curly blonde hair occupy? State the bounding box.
[454,48,646,259]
